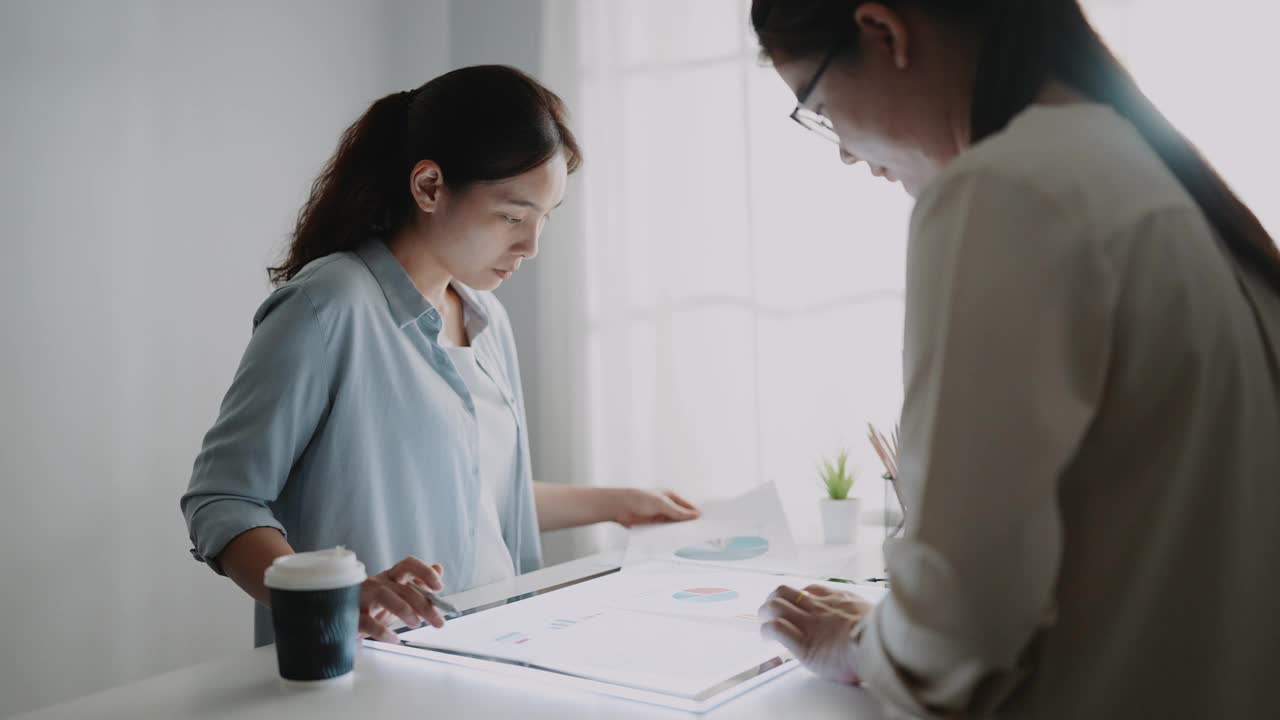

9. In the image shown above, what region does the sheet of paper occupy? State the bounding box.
[371,561,881,712]
[623,482,800,574]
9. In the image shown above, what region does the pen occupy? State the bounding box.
[826,576,889,585]
[411,583,461,619]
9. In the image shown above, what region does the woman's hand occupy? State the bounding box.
[759,584,873,685]
[358,556,447,642]
[612,488,701,528]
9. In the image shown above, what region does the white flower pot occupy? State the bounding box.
[819,496,862,545]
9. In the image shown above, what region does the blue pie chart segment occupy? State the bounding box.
[674,535,769,562]
[672,587,740,603]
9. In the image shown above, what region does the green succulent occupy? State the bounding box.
[818,450,856,500]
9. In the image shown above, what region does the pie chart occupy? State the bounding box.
[674,535,769,562]
[672,587,739,603]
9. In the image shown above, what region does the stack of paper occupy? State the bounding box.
[370,484,885,712]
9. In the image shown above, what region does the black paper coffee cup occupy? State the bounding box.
[264,547,366,685]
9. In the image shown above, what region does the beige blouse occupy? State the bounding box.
[855,104,1280,719]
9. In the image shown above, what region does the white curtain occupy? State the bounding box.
[536,0,1280,554]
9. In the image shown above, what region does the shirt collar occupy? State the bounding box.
[451,282,491,339]
[355,240,490,337]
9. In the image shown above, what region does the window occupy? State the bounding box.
[551,0,1278,544]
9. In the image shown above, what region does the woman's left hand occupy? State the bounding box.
[612,488,701,527]
[759,584,874,685]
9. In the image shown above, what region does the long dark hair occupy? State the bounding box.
[270,65,582,284]
[752,0,1280,292]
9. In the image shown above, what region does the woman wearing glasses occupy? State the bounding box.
[752,1,1278,717]
[180,65,699,647]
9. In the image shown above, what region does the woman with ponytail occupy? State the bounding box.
[180,66,699,648]
[751,2,1278,717]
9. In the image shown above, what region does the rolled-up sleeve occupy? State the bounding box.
[854,170,1114,717]
[180,284,334,574]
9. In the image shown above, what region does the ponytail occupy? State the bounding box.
[969,0,1280,292]
[270,91,413,284]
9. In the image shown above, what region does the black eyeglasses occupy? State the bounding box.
[789,40,844,145]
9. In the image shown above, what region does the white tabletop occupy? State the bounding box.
[16,546,889,720]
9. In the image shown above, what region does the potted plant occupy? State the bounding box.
[817,450,861,545]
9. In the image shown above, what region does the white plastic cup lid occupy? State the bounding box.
[263,546,367,591]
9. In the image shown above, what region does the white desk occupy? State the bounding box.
[16,546,888,720]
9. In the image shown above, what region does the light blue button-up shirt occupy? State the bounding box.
[180,240,542,646]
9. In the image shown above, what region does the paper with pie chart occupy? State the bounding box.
[624,482,799,573]
[378,561,872,712]
[373,484,877,711]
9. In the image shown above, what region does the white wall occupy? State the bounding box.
[0,2,449,716]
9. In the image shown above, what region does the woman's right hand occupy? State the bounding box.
[759,583,873,686]
[357,556,447,642]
